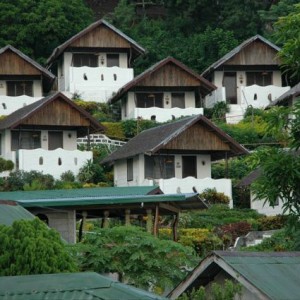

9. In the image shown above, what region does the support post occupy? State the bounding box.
[103,210,110,228]
[172,213,179,241]
[153,205,159,237]
[125,209,131,226]
[146,209,153,233]
[79,211,87,242]
[225,151,229,178]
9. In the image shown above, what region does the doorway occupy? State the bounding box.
[48,132,63,150]
[182,156,197,178]
[223,72,237,104]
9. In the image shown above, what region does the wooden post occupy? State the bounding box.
[146,209,152,233]
[125,209,131,226]
[103,210,110,228]
[79,211,87,242]
[172,213,179,241]
[153,205,159,237]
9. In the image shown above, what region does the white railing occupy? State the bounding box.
[77,134,126,147]
[204,87,226,108]
[0,95,42,115]
[144,177,233,206]
[15,148,93,179]
[240,85,290,108]
[127,107,204,122]
[69,66,134,102]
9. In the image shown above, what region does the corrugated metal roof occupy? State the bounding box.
[217,251,300,300]
[0,200,34,226]
[0,186,160,202]
[0,272,166,300]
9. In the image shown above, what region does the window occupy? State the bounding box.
[11,131,41,151]
[136,93,163,108]
[127,158,133,181]
[246,72,272,86]
[171,93,185,108]
[73,54,98,67]
[7,81,33,96]
[107,54,120,67]
[144,155,175,179]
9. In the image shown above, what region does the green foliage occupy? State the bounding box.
[77,159,106,184]
[0,219,77,276]
[121,119,159,139]
[60,170,75,182]
[205,101,229,122]
[1,170,55,191]
[242,228,300,252]
[179,205,262,230]
[257,215,288,231]
[0,157,14,173]
[74,226,197,292]
[101,122,126,140]
[274,3,300,80]
[178,279,242,300]
[199,188,230,205]
[0,0,92,64]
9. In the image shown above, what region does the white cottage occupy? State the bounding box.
[202,35,290,123]
[109,57,216,122]
[0,92,104,178]
[47,19,145,102]
[0,45,55,115]
[102,115,248,202]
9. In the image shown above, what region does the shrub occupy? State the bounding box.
[60,170,75,182]
[257,215,288,231]
[199,188,230,205]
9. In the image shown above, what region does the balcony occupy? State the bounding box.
[11,148,92,179]
[144,177,233,206]
[0,95,43,115]
[69,66,134,102]
[127,107,204,122]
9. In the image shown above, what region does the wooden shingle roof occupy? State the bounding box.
[202,35,281,77]
[47,19,145,66]
[0,92,104,134]
[109,57,216,104]
[102,115,248,164]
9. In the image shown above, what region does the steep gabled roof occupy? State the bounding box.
[0,45,55,80]
[0,272,166,300]
[102,115,248,164]
[268,82,300,107]
[169,251,300,300]
[109,57,216,104]
[202,35,281,77]
[0,92,104,133]
[47,19,145,66]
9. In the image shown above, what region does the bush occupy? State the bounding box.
[199,188,230,205]
[0,157,14,172]
[257,215,288,231]
[60,171,75,182]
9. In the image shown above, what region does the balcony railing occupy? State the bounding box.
[69,66,134,102]
[14,148,92,179]
[127,107,204,122]
[0,95,42,115]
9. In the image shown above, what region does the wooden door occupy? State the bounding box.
[48,132,63,150]
[223,72,237,104]
[182,156,197,178]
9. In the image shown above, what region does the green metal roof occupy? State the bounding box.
[0,186,160,202]
[0,272,166,300]
[217,251,300,300]
[0,200,34,226]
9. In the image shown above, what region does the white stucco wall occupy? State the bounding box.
[17,148,92,179]
[251,192,285,216]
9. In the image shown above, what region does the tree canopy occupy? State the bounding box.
[0,0,92,64]
[0,218,77,276]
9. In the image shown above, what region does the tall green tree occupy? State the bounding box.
[0,0,93,64]
[274,3,300,81]
[0,219,77,275]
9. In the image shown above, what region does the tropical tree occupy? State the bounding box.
[0,0,92,64]
[75,226,197,292]
[0,219,77,275]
